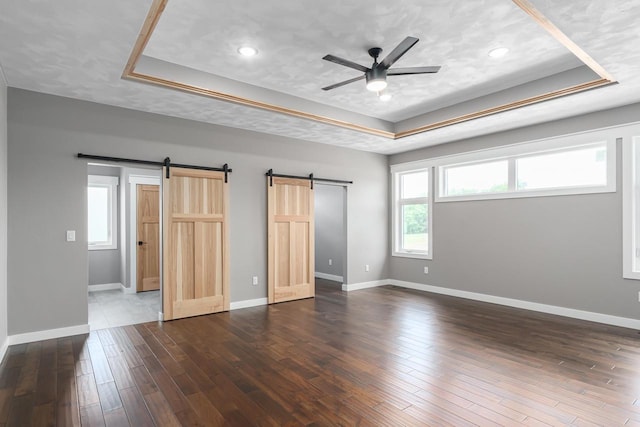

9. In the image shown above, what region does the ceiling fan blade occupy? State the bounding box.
[379,36,419,69]
[321,75,365,91]
[388,66,441,75]
[322,55,370,73]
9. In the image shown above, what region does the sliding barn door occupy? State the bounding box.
[137,184,160,292]
[163,168,229,320]
[268,177,315,304]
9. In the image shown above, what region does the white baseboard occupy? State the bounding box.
[315,272,344,282]
[342,278,640,329]
[8,324,90,346]
[230,298,268,310]
[388,279,640,330]
[342,280,389,292]
[121,284,136,294]
[0,336,8,364]
[88,283,122,292]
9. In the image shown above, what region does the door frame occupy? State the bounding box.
[129,174,162,301]
[313,182,348,285]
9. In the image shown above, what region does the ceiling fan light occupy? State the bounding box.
[378,91,392,102]
[366,79,387,92]
[365,67,388,92]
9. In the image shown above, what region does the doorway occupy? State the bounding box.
[87,165,162,330]
[314,183,347,287]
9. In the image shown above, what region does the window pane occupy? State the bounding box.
[516,145,607,190]
[88,186,110,244]
[402,204,428,252]
[444,160,508,196]
[401,170,428,199]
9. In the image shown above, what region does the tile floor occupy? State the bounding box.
[88,289,160,330]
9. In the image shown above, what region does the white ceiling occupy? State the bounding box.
[0,0,639,154]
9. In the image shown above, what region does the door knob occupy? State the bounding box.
[138,241,144,246]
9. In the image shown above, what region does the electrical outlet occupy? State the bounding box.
[365,264,370,272]
[424,266,429,274]
[252,276,258,286]
[329,259,332,266]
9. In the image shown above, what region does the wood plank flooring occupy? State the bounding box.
[2,279,640,425]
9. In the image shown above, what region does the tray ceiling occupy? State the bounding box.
[0,0,638,154]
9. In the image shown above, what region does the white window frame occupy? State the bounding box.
[622,123,640,279]
[434,130,617,202]
[88,175,119,250]
[391,161,433,260]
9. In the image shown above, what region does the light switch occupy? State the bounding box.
[66,230,76,242]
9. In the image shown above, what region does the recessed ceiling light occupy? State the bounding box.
[488,47,509,58]
[378,91,392,102]
[238,46,258,57]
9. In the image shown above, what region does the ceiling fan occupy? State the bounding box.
[322,36,441,93]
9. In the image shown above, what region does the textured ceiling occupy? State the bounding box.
[144,0,581,122]
[0,0,639,154]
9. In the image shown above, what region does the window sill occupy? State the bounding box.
[89,245,118,251]
[392,251,432,260]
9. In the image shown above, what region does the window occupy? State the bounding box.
[88,175,118,250]
[622,124,640,279]
[444,159,508,196]
[391,163,432,259]
[437,132,616,202]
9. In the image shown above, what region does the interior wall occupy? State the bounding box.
[314,184,346,280]
[7,88,389,335]
[389,103,640,320]
[87,164,121,286]
[0,69,8,355]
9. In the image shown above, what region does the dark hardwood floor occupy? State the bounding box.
[2,279,640,426]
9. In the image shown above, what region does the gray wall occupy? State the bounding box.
[314,184,346,280]
[7,88,388,335]
[389,103,640,320]
[87,164,121,286]
[0,73,8,351]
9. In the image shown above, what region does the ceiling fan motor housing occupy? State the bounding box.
[365,67,388,91]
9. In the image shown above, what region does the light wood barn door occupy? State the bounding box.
[268,177,315,304]
[137,184,160,292]
[163,167,229,320]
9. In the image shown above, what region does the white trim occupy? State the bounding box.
[121,283,136,294]
[129,173,161,295]
[341,278,640,329]
[388,279,640,330]
[315,272,344,282]
[158,312,164,321]
[8,324,90,346]
[391,166,433,260]
[88,282,122,292]
[391,121,640,170]
[0,62,7,86]
[622,131,640,280]
[622,138,639,279]
[0,337,8,365]
[342,280,389,292]
[230,298,268,310]
[435,139,616,202]
[128,175,161,186]
[88,175,119,250]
